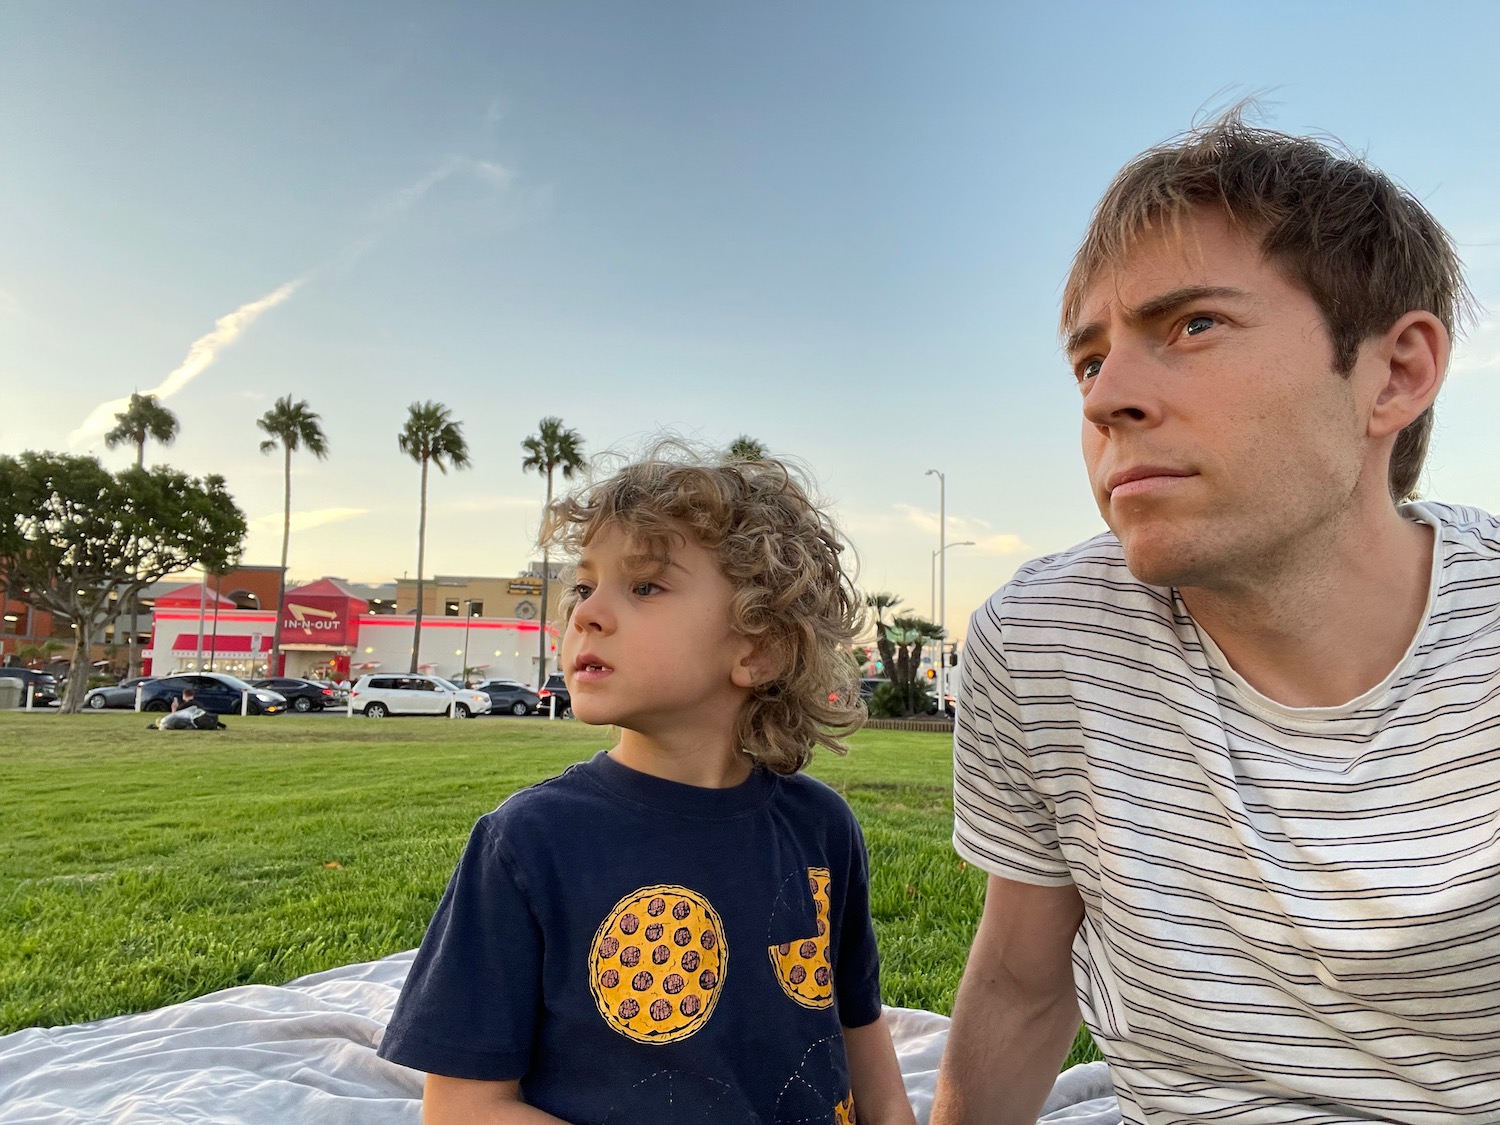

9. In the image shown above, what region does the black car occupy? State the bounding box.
[140,673,287,716]
[0,667,59,706]
[253,677,338,713]
[84,676,159,709]
[478,680,541,716]
[537,673,571,717]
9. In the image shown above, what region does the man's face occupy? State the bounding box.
[1067,208,1370,589]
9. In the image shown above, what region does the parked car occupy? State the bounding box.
[537,673,571,717]
[140,673,288,716]
[252,677,338,713]
[83,676,159,709]
[0,668,59,706]
[349,673,492,718]
[859,677,886,701]
[478,680,540,716]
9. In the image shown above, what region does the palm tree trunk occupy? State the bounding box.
[411,456,429,673]
[271,444,291,677]
[536,466,554,688]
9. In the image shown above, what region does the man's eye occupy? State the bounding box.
[1184,315,1216,336]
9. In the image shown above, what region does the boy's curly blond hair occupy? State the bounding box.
[539,444,865,774]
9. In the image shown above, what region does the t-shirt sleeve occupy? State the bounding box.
[952,601,1073,886]
[378,815,542,1080]
[834,812,884,1029]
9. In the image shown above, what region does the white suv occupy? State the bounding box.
[349,673,492,718]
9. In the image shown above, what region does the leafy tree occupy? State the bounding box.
[257,396,330,675]
[0,452,247,712]
[103,393,180,676]
[726,435,768,462]
[521,417,586,687]
[103,393,179,469]
[864,591,902,682]
[398,402,471,673]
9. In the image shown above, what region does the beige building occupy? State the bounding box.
[394,570,565,628]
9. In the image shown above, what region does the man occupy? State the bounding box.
[933,111,1498,1124]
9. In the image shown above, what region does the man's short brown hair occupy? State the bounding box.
[540,443,865,774]
[1061,107,1471,502]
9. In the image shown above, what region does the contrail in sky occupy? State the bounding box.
[69,278,305,447]
[70,156,514,449]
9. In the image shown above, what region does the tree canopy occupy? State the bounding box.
[104,393,179,469]
[0,452,247,712]
[726,435,768,462]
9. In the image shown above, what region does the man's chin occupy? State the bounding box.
[1115,531,1202,589]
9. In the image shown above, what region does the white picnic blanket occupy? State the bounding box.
[0,950,1120,1124]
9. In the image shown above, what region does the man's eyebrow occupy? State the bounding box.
[1064,286,1251,357]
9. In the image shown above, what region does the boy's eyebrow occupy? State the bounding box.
[1064,285,1250,357]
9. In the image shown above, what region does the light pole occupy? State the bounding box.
[931,541,977,620]
[461,599,475,685]
[925,468,946,631]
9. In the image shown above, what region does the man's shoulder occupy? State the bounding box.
[1411,500,1500,559]
[978,530,1172,631]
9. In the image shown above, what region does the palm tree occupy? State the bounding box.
[104,392,178,469]
[726,435,768,462]
[521,417,586,687]
[257,396,330,676]
[104,393,179,676]
[399,402,471,673]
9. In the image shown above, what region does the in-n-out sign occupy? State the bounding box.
[285,604,340,629]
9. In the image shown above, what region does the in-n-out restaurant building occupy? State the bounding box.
[145,576,559,684]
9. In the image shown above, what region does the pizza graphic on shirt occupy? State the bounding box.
[767,867,834,1009]
[589,884,727,1044]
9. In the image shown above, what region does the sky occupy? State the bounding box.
[4,1,1500,642]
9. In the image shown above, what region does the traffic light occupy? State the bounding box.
[924,668,937,680]
[944,643,959,667]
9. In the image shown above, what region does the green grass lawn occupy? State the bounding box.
[0,710,1099,1065]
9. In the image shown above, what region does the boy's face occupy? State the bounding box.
[1066,207,1375,589]
[561,523,758,742]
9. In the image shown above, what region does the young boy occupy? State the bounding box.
[378,450,916,1125]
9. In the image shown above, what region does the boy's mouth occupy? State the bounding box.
[573,655,612,677]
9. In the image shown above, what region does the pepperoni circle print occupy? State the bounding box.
[589,884,727,1043]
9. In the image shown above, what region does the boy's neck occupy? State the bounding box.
[610,729,753,789]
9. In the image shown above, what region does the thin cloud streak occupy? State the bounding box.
[69,279,305,447]
[249,507,369,534]
[71,155,517,450]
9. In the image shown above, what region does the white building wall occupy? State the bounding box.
[352,616,559,685]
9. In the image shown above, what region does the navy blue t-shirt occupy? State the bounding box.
[378,751,884,1124]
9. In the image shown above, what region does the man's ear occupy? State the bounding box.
[1366,310,1449,440]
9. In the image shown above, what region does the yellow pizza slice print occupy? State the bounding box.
[589,884,727,1044]
[834,1090,856,1125]
[767,867,833,1009]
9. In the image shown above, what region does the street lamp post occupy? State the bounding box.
[461,599,475,685]
[931,540,975,704]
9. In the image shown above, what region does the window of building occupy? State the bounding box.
[444,600,460,616]
[467,600,483,617]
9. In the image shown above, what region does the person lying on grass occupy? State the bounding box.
[379,446,916,1125]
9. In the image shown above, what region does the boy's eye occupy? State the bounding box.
[571,583,593,601]
[631,582,660,597]
[1184,314,1216,336]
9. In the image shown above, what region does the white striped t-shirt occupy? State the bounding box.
[953,502,1500,1124]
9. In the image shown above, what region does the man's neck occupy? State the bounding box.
[1179,507,1435,709]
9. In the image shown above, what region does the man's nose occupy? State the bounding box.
[1081,344,1159,432]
